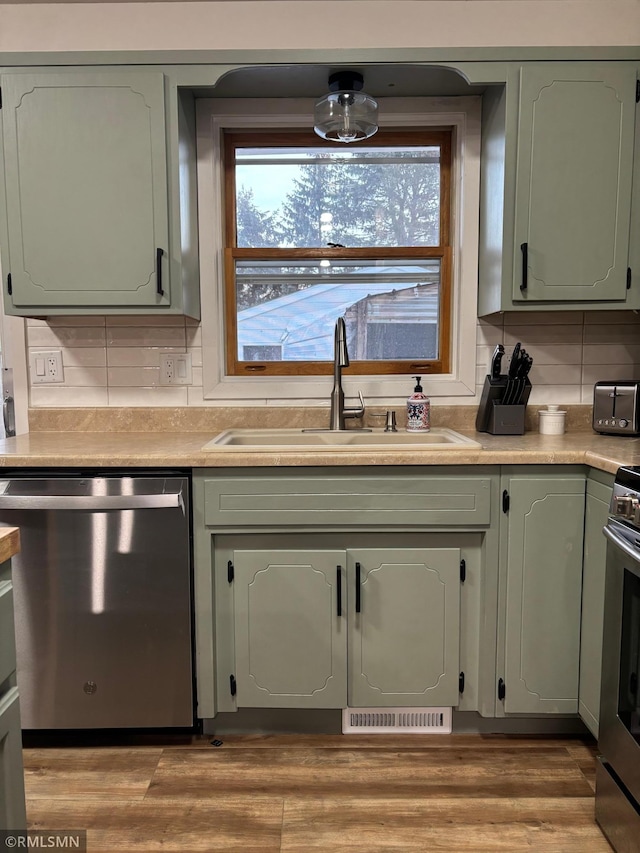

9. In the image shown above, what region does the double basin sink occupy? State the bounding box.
[203,427,482,452]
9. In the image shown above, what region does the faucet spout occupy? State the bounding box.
[329,318,365,430]
[335,317,349,369]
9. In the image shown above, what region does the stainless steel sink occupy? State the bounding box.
[203,427,482,451]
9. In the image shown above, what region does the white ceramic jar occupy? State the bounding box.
[538,405,566,435]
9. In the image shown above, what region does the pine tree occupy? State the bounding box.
[235,187,279,248]
[278,157,369,248]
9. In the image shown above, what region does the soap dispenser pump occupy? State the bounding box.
[406,376,430,432]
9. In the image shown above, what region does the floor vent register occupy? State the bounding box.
[342,707,452,734]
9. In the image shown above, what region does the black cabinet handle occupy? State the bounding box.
[156,248,164,296]
[520,242,528,292]
[336,566,342,617]
[498,678,506,701]
[355,561,361,613]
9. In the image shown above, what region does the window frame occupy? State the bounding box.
[195,96,481,404]
[223,128,453,378]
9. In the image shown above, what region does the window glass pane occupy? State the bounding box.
[235,145,441,248]
[235,258,441,362]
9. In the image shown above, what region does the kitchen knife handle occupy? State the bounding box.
[156,248,164,296]
[337,566,342,618]
[520,243,528,292]
[355,562,362,613]
[491,344,505,380]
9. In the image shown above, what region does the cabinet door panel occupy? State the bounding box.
[579,479,612,737]
[2,71,169,308]
[0,582,16,687]
[0,688,26,830]
[348,548,460,708]
[504,477,585,714]
[514,64,635,302]
[233,550,347,708]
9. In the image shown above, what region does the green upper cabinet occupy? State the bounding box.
[479,62,638,313]
[0,70,200,317]
[514,64,635,302]
[629,67,640,297]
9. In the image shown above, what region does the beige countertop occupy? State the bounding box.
[0,527,20,563]
[0,426,638,474]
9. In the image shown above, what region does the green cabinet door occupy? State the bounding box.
[233,550,347,709]
[502,475,585,714]
[0,688,26,831]
[0,558,25,831]
[513,63,636,302]
[348,548,461,708]
[579,475,613,738]
[1,71,170,310]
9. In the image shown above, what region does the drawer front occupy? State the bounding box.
[203,475,492,528]
[0,581,16,685]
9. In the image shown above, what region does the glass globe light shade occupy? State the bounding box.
[314,89,379,143]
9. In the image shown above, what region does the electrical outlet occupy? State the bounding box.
[30,350,64,384]
[159,353,192,385]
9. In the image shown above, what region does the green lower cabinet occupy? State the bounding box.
[500,472,585,715]
[578,474,613,738]
[0,688,26,830]
[348,548,460,708]
[231,547,461,710]
[233,550,347,709]
[0,557,26,831]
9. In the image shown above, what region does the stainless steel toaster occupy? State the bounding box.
[593,381,640,435]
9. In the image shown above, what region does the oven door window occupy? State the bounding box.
[619,568,640,744]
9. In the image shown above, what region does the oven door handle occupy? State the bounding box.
[604,523,640,576]
[0,493,183,511]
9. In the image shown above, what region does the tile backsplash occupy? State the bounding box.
[26,310,640,408]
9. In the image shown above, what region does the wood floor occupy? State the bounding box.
[22,733,613,852]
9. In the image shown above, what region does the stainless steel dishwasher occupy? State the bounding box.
[0,471,193,729]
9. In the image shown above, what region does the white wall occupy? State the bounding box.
[0,0,638,53]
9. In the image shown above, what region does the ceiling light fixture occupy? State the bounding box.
[313,71,378,144]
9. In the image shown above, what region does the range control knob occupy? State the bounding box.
[619,419,629,428]
[613,495,639,519]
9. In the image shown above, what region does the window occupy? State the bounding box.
[223,130,452,377]
[196,96,481,403]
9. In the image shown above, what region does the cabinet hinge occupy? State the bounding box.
[6,273,11,296]
[459,672,465,694]
[229,674,237,696]
[502,490,510,513]
[227,560,234,583]
[498,678,506,701]
[460,558,466,583]
[636,79,640,103]
[627,268,632,290]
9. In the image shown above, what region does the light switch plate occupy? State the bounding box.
[29,350,64,384]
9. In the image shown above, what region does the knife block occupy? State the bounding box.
[488,403,526,435]
[475,375,531,434]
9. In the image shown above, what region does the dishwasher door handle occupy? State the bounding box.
[0,493,184,511]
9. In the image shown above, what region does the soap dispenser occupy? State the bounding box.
[406,376,430,432]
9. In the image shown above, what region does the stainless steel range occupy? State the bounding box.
[597,466,640,852]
